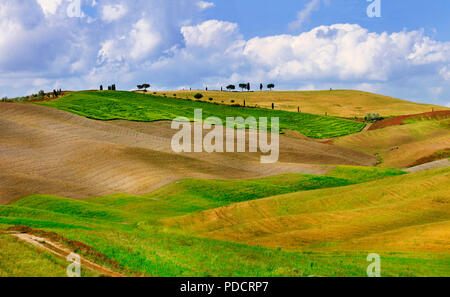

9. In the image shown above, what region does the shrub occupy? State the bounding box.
[365,113,383,122]
[209,97,213,101]
[194,93,203,99]
[226,85,235,91]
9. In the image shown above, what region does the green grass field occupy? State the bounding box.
[36,91,365,139]
[0,232,99,277]
[1,166,448,277]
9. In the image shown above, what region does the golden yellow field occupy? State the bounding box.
[333,119,450,168]
[150,90,448,118]
[165,167,450,253]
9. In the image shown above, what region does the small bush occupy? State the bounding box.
[365,113,384,122]
[209,97,213,101]
[194,93,203,99]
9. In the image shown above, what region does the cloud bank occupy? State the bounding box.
[0,0,449,107]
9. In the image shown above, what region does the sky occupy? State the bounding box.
[0,0,449,107]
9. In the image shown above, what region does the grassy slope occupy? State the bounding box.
[2,167,448,277]
[0,231,98,277]
[36,91,365,139]
[333,118,450,168]
[152,90,448,117]
[165,167,449,254]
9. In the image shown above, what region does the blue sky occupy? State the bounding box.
[0,0,449,107]
[207,0,450,41]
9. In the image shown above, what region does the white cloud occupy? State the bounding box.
[147,21,450,107]
[98,18,162,63]
[129,19,162,60]
[1,1,449,108]
[181,20,241,48]
[37,0,62,16]
[289,0,329,31]
[101,4,128,22]
[240,24,450,81]
[440,65,450,80]
[98,38,125,63]
[196,1,215,11]
[446,102,450,108]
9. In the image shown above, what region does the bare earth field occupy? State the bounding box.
[0,102,375,204]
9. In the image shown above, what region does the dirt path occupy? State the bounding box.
[362,123,373,132]
[8,231,124,277]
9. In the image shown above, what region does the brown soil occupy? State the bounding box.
[0,103,376,204]
[408,149,450,167]
[369,111,450,130]
[404,159,450,173]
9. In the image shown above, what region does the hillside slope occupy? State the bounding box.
[0,103,375,204]
[165,167,450,253]
[333,118,450,168]
[0,232,98,277]
[37,91,365,139]
[2,166,446,277]
[152,90,448,117]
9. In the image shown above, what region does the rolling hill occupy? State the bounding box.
[0,89,448,277]
[36,91,366,139]
[164,167,450,253]
[333,117,450,168]
[1,166,447,277]
[0,102,375,204]
[151,90,449,118]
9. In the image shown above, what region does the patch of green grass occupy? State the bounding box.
[144,175,353,209]
[15,195,128,223]
[0,234,99,277]
[88,167,400,216]
[36,91,365,139]
[326,166,406,183]
[1,167,447,277]
[0,216,90,230]
[53,226,450,277]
